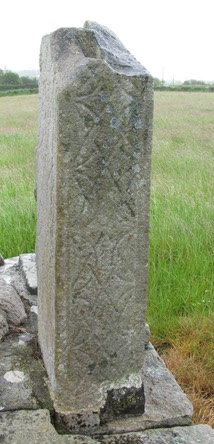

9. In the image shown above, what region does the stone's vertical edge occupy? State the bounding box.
[36,34,57,388]
[135,76,154,341]
[37,27,89,391]
[37,23,154,433]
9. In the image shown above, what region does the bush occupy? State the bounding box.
[0,88,38,97]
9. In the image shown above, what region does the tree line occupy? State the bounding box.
[154,78,214,92]
[0,69,38,92]
[1,69,213,95]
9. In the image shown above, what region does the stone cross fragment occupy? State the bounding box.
[36,21,153,434]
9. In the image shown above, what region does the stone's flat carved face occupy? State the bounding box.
[37,21,153,432]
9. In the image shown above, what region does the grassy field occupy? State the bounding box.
[149,92,214,426]
[0,95,37,256]
[0,92,213,426]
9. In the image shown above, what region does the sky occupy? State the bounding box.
[1,0,213,82]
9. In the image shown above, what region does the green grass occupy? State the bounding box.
[0,95,37,257]
[0,92,213,322]
[147,92,214,426]
[0,91,213,425]
[147,92,214,339]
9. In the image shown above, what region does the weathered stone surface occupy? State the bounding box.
[1,409,213,444]
[0,361,39,411]
[0,335,53,412]
[100,385,145,424]
[0,255,190,435]
[37,21,153,429]
[0,257,32,341]
[0,284,193,437]
[1,255,211,444]
[0,256,38,324]
[0,308,9,340]
[101,425,214,443]
[0,402,207,444]
[0,341,39,410]
[142,344,193,428]
[0,256,19,285]
[89,344,192,436]
[0,279,27,326]
[19,253,37,295]
[0,410,99,443]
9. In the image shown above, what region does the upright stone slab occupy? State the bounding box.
[36,21,153,433]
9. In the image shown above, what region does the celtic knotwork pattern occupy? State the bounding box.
[55,61,148,409]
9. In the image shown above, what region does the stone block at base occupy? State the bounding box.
[85,343,193,436]
[101,424,214,443]
[1,410,214,444]
[55,343,193,435]
[0,255,212,444]
[0,410,97,444]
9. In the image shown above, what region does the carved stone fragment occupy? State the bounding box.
[37,21,153,432]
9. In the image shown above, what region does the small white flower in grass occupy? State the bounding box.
[4,370,25,383]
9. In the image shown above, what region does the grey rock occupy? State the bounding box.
[0,256,38,331]
[19,253,37,295]
[0,308,9,340]
[0,327,193,434]
[0,341,39,410]
[101,424,214,443]
[0,280,27,326]
[0,410,213,444]
[0,255,193,435]
[142,344,193,428]
[37,21,153,428]
[0,255,211,444]
[0,333,53,412]
[0,410,100,444]
[0,256,19,285]
[84,21,149,76]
